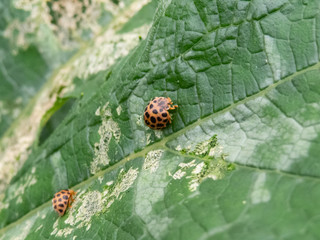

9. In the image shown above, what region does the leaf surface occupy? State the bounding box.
[1,0,320,239]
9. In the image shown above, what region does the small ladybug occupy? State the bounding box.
[52,189,76,216]
[144,97,178,129]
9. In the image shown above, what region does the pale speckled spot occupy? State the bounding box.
[116,105,122,115]
[92,102,121,174]
[188,179,200,192]
[56,227,74,237]
[178,160,197,169]
[136,115,143,126]
[171,169,186,180]
[106,181,114,186]
[143,150,163,173]
[35,224,43,232]
[146,133,152,145]
[154,130,163,139]
[209,145,223,157]
[175,145,182,151]
[192,162,205,175]
[51,219,59,236]
[98,176,104,184]
[108,168,139,199]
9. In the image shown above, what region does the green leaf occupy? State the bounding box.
[1,0,320,239]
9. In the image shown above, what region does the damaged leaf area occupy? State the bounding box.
[1,0,320,239]
[0,0,152,197]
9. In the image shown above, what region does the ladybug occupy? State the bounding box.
[52,189,76,216]
[144,97,178,129]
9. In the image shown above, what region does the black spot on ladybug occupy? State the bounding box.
[57,194,61,197]
[145,112,150,118]
[61,191,65,194]
[58,209,63,213]
[58,198,62,202]
[63,195,68,200]
[58,204,64,208]
[54,200,57,203]
[150,104,153,109]
[162,113,167,117]
[163,119,168,123]
[150,124,155,128]
[157,117,162,121]
[64,201,67,205]
[54,205,57,209]
[152,109,158,114]
[159,108,163,112]
[150,116,156,123]
[145,120,150,125]
[157,123,164,128]
[153,100,157,103]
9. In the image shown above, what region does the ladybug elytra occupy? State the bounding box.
[52,189,76,216]
[144,97,178,129]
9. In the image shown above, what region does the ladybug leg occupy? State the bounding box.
[168,113,172,124]
[68,198,74,208]
[168,105,178,110]
[68,192,76,208]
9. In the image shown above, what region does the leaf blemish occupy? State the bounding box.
[92,102,121,174]
[250,172,271,204]
[52,168,138,233]
[143,150,164,173]
[172,136,233,191]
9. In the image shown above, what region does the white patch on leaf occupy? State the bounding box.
[172,157,228,192]
[92,102,120,174]
[107,168,139,199]
[264,35,281,80]
[56,227,74,237]
[35,224,43,232]
[171,169,186,180]
[116,105,122,115]
[250,172,271,204]
[143,150,163,173]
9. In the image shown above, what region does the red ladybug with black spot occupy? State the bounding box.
[144,97,178,129]
[52,189,76,216]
